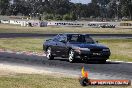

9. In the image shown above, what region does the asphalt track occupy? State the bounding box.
[0,52,132,80]
[0,33,132,39]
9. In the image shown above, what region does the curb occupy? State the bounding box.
[0,49,46,57]
[107,60,132,64]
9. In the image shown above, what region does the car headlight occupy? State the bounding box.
[79,48,90,51]
[74,47,90,53]
[103,49,110,51]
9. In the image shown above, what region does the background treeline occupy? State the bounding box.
[0,0,132,20]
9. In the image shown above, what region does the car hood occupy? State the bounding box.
[69,43,108,49]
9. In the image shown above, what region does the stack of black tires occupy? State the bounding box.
[101,25,115,28]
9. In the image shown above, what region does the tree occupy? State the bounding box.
[0,0,10,15]
[63,14,72,20]
[87,3,100,17]
[106,0,132,19]
[2,0,132,20]
[10,0,32,16]
[44,14,54,20]
[106,0,117,18]
[120,0,132,19]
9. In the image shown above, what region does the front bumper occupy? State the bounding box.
[74,50,110,60]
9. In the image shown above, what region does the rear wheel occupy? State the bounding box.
[68,50,76,63]
[46,47,54,60]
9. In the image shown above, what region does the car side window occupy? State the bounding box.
[68,35,78,42]
[58,35,66,42]
[53,34,67,42]
[85,37,94,43]
[53,35,59,42]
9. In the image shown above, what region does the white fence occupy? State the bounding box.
[47,21,84,27]
[0,19,120,28]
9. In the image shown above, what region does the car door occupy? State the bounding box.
[56,35,68,57]
[51,35,60,55]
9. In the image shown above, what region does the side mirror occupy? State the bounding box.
[46,39,52,41]
[60,40,66,43]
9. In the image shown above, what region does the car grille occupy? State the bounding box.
[90,49,102,53]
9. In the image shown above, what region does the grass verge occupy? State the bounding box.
[0,37,45,53]
[0,24,132,34]
[0,74,131,88]
[0,37,131,62]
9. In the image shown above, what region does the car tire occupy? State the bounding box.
[99,60,106,64]
[46,47,54,60]
[68,50,76,63]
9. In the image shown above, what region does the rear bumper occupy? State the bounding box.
[74,50,110,60]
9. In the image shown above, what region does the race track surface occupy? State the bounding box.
[0,52,132,80]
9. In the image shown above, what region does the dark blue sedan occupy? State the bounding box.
[43,34,111,63]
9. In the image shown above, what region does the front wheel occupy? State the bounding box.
[68,50,76,63]
[46,47,54,60]
[99,60,106,64]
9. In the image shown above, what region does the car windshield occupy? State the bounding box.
[67,34,95,44]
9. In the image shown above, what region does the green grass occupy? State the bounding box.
[0,74,131,88]
[0,38,45,53]
[0,38,131,62]
[0,24,132,34]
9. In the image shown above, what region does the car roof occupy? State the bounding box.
[59,33,89,36]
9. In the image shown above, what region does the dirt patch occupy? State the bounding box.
[0,63,78,78]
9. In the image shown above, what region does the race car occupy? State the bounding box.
[43,34,111,63]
